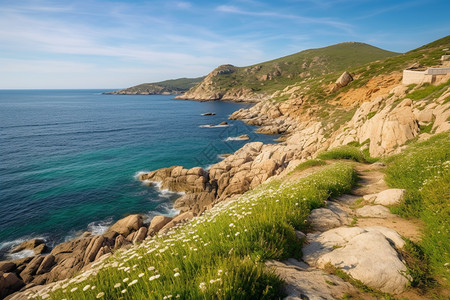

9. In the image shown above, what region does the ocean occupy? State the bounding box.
[0,90,278,259]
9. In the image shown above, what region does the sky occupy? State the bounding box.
[0,0,449,89]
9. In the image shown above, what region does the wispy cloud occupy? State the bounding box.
[215,5,353,33]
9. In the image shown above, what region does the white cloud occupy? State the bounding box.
[215,4,353,33]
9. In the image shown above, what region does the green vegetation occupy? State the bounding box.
[292,159,326,172]
[384,132,450,284]
[324,263,394,299]
[318,145,377,163]
[406,79,450,100]
[46,163,356,299]
[367,111,377,119]
[110,77,205,94]
[196,42,398,96]
[400,239,436,290]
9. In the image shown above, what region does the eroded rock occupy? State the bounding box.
[303,226,409,294]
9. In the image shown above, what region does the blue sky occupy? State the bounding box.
[0,0,449,89]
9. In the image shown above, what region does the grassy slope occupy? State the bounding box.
[46,163,356,299]
[194,42,398,95]
[274,35,450,141]
[384,132,450,285]
[113,77,205,94]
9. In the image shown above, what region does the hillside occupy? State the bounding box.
[177,42,398,101]
[2,36,449,299]
[105,77,205,95]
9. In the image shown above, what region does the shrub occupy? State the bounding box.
[292,159,326,172]
[317,145,377,163]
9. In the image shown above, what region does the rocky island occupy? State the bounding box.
[1,36,450,299]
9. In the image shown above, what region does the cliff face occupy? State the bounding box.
[175,65,270,102]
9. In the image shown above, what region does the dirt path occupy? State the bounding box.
[349,163,424,242]
[273,161,427,299]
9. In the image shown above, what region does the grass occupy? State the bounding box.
[41,163,356,299]
[323,263,394,299]
[291,159,326,173]
[317,145,378,163]
[189,42,398,97]
[406,79,450,101]
[384,132,450,286]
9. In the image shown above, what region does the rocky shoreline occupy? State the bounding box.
[1,67,449,298]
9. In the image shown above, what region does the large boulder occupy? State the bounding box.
[147,216,173,236]
[303,226,409,294]
[132,227,147,244]
[0,272,25,299]
[266,259,358,300]
[108,214,143,236]
[11,239,47,255]
[366,189,406,206]
[307,202,350,232]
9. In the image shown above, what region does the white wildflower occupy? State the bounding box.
[199,282,206,292]
[96,292,105,298]
[114,283,121,288]
[121,289,127,294]
[123,278,129,282]
[138,273,145,278]
[128,279,138,286]
[174,272,180,277]
[149,274,161,281]
[70,287,78,292]
[83,285,91,291]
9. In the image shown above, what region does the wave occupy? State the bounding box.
[199,124,230,128]
[87,217,113,235]
[152,181,185,199]
[134,170,150,180]
[0,235,48,260]
[225,136,249,141]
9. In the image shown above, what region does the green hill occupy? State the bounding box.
[179,42,399,100]
[106,77,205,95]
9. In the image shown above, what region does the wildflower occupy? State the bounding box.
[114,283,121,288]
[123,278,129,282]
[149,274,161,281]
[121,289,127,294]
[176,294,181,298]
[91,286,96,290]
[128,279,138,286]
[138,273,145,278]
[174,272,180,277]
[148,266,155,271]
[70,287,78,292]
[199,282,206,292]
[96,292,105,298]
[235,232,240,236]
[83,285,91,291]
[217,269,223,276]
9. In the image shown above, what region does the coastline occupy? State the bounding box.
[0,94,286,296]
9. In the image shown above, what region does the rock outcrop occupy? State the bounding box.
[303,226,409,294]
[176,65,269,102]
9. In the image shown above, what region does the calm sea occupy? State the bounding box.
[0,90,278,259]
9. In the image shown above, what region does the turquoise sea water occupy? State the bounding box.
[0,90,278,259]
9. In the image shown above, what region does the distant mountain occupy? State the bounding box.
[105,77,205,95]
[176,42,399,102]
